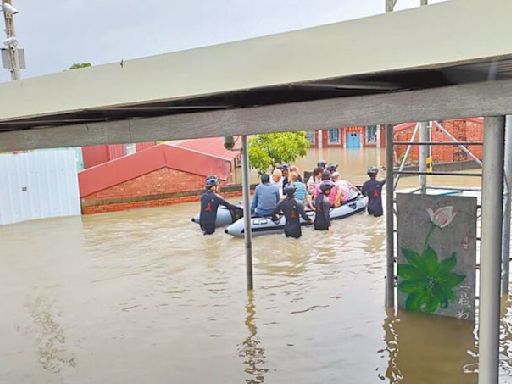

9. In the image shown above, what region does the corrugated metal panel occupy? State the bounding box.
[34,147,84,171]
[82,145,109,169]
[0,151,80,225]
[169,137,240,160]
[136,142,156,152]
[107,145,125,160]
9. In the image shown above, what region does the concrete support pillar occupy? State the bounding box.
[479,116,505,384]
[241,135,253,291]
[502,115,512,296]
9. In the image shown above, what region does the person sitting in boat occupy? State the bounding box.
[362,166,386,217]
[279,164,290,189]
[314,183,332,231]
[251,174,280,217]
[289,165,303,182]
[199,175,240,235]
[307,167,323,196]
[317,160,327,170]
[312,171,339,208]
[326,163,338,174]
[331,172,359,203]
[272,185,312,238]
[270,168,284,197]
[288,171,308,206]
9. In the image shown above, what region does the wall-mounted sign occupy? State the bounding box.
[396,193,477,321]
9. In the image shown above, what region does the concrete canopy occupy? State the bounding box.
[1,0,512,150]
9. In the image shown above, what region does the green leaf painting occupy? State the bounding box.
[397,206,465,314]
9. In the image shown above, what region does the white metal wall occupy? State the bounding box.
[0,150,80,225]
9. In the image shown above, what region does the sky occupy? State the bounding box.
[0,0,447,83]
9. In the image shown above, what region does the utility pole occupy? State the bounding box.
[1,0,21,80]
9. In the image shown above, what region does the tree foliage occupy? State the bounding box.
[68,63,92,70]
[248,132,310,172]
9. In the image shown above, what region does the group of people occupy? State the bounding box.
[198,161,385,237]
[252,160,368,238]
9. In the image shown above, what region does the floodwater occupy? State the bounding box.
[1,148,512,384]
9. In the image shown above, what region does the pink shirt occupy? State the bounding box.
[314,182,337,206]
[335,180,358,203]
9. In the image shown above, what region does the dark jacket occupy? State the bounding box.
[362,178,386,217]
[314,194,331,230]
[199,190,238,235]
[272,196,310,238]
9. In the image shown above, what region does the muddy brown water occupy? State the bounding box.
[1,148,512,383]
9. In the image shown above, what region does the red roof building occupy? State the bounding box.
[79,139,240,214]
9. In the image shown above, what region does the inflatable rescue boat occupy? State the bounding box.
[225,196,368,237]
[191,205,242,228]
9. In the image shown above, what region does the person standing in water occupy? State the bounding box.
[272,185,312,238]
[362,166,386,217]
[199,175,240,235]
[314,183,332,230]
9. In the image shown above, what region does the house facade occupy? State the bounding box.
[307,126,386,149]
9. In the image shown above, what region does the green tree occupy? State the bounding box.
[248,132,310,172]
[68,63,92,70]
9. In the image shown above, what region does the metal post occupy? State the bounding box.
[419,122,428,193]
[418,0,429,190]
[502,115,512,296]
[2,0,20,80]
[393,123,419,189]
[385,0,396,13]
[376,125,382,167]
[241,135,253,291]
[479,116,505,384]
[385,124,395,308]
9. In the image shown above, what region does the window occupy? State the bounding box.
[305,131,315,144]
[366,125,378,144]
[328,128,340,144]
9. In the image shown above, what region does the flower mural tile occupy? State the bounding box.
[396,194,477,321]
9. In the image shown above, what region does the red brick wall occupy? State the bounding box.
[81,167,241,214]
[394,119,483,165]
[82,190,243,215]
[84,167,205,200]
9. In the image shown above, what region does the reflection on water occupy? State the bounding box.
[384,310,477,383]
[239,291,268,383]
[1,147,511,383]
[28,293,76,373]
[296,147,385,186]
[235,147,385,185]
[384,309,402,382]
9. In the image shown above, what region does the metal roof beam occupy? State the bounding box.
[1,79,511,152]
